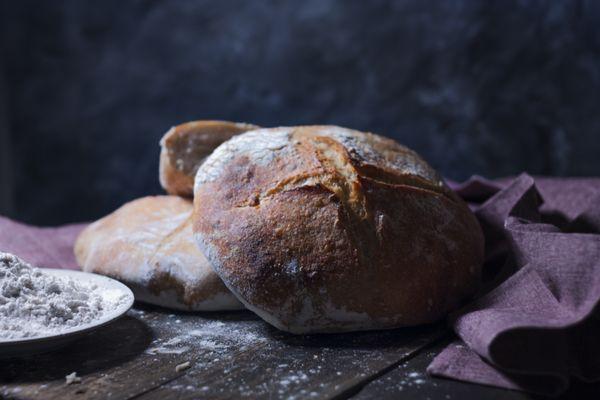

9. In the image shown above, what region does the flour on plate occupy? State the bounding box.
[0,252,127,339]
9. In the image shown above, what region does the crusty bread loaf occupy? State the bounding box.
[159,120,259,197]
[192,125,484,333]
[75,196,243,311]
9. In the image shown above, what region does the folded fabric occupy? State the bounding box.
[428,174,600,396]
[0,216,85,269]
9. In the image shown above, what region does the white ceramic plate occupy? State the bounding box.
[0,268,135,357]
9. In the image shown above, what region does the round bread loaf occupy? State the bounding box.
[75,196,243,311]
[192,125,484,333]
[159,120,259,197]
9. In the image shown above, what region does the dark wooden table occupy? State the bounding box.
[1,304,598,400]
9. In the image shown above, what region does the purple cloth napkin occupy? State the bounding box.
[0,216,86,270]
[428,174,600,396]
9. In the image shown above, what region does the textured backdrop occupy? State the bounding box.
[1,0,599,225]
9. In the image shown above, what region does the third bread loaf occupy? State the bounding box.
[159,120,259,197]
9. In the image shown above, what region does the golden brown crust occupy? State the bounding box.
[75,196,243,311]
[159,120,260,197]
[193,126,484,333]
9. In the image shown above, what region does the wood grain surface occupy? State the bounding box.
[2,304,598,400]
[0,304,444,400]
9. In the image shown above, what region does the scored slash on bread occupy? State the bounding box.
[192,126,484,333]
[159,120,260,197]
[75,196,244,311]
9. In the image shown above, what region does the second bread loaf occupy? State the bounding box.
[75,196,244,311]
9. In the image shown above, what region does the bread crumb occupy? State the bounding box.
[65,372,81,385]
[175,361,191,372]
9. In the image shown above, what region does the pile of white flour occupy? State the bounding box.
[0,252,126,339]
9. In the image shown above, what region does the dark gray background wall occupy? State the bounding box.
[1,0,599,225]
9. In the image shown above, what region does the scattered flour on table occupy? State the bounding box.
[65,372,82,385]
[0,252,128,339]
[145,319,267,355]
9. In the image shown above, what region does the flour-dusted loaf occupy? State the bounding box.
[192,125,484,333]
[159,120,260,197]
[75,196,243,311]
